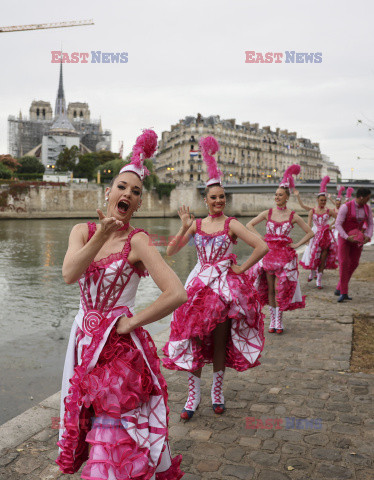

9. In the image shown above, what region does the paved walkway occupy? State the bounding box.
[1,247,373,480]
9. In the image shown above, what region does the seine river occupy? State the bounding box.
[0,216,305,424]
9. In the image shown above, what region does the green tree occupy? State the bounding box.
[56,146,79,172]
[98,159,125,178]
[96,150,120,165]
[0,163,12,179]
[17,156,45,174]
[73,155,100,180]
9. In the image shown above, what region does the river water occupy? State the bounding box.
[0,216,305,424]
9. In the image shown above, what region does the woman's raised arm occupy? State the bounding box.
[62,210,124,284]
[293,189,313,212]
[166,205,196,256]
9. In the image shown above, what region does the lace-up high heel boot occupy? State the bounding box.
[180,373,201,421]
[211,370,225,414]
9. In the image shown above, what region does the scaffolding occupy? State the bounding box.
[8,115,112,158]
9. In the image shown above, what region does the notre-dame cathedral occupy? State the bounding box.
[8,62,111,170]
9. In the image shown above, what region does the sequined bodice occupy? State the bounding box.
[78,224,148,317]
[312,209,330,228]
[265,209,295,238]
[194,217,237,265]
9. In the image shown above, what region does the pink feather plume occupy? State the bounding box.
[346,187,354,199]
[337,186,345,197]
[199,136,222,180]
[319,176,330,193]
[280,164,300,190]
[129,129,158,176]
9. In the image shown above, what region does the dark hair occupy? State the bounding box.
[278,186,290,197]
[356,187,371,198]
[204,183,225,196]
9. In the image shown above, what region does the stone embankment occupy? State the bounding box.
[0,249,373,479]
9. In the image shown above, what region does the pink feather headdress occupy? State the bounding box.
[346,187,354,200]
[279,164,301,192]
[317,176,330,196]
[120,129,158,180]
[336,186,345,200]
[199,136,222,187]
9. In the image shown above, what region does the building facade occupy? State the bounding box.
[155,114,340,184]
[8,63,111,160]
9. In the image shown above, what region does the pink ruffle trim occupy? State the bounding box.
[300,226,338,271]
[162,271,264,372]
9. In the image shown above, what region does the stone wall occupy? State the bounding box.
[0,183,323,219]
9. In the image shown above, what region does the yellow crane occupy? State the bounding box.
[0,20,94,33]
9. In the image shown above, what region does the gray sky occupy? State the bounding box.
[1,0,373,179]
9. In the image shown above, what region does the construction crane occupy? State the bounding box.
[0,20,94,33]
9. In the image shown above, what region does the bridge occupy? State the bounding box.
[197,181,374,195]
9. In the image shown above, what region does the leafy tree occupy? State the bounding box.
[98,159,125,178]
[17,156,45,174]
[73,155,100,180]
[0,155,20,172]
[56,146,79,172]
[0,163,12,179]
[96,150,120,165]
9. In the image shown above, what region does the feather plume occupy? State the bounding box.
[337,186,345,198]
[129,129,158,175]
[346,187,354,199]
[280,164,300,190]
[319,176,330,193]
[199,136,222,180]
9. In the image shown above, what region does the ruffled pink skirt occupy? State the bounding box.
[300,226,338,271]
[162,270,265,373]
[249,239,306,312]
[57,328,183,480]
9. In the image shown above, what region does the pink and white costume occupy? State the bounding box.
[300,209,338,271]
[162,217,265,373]
[56,223,183,480]
[335,200,373,295]
[249,209,305,311]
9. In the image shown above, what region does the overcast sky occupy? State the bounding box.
[1,0,373,179]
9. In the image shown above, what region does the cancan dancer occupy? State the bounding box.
[299,176,338,289]
[56,130,186,480]
[162,136,268,420]
[247,165,314,334]
[334,187,373,303]
[328,186,345,242]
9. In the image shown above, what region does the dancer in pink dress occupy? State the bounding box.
[247,165,314,334]
[162,136,268,420]
[299,176,338,288]
[56,130,186,480]
[328,186,345,242]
